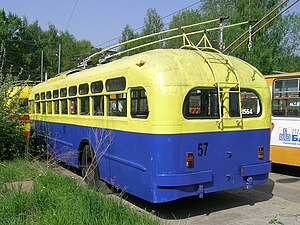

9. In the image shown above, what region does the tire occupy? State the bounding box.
[81,144,100,188]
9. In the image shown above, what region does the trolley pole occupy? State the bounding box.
[58,43,61,74]
[41,50,43,82]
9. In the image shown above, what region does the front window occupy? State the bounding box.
[183,88,219,119]
[272,78,300,117]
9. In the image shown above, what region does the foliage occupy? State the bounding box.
[0,44,27,160]
[0,9,94,80]
[0,160,159,225]
[118,0,300,74]
[167,9,206,48]
[119,25,139,56]
[119,8,164,54]
[181,0,300,74]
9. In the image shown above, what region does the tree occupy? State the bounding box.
[140,8,164,51]
[197,0,300,74]
[118,25,139,56]
[0,9,94,81]
[167,9,205,48]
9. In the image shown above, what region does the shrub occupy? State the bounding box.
[0,43,27,160]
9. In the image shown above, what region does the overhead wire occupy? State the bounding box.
[65,0,79,31]
[229,0,299,54]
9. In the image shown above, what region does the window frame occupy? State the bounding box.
[130,88,149,119]
[229,89,262,118]
[183,88,220,119]
[272,77,300,117]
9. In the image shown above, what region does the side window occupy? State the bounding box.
[69,86,77,96]
[53,90,59,99]
[183,88,219,119]
[47,101,52,114]
[70,98,78,115]
[35,93,40,100]
[106,77,126,92]
[272,78,300,117]
[80,97,90,115]
[54,100,59,114]
[108,93,127,117]
[60,88,67,97]
[36,102,40,114]
[61,99,68,114]
[91,81,103,93]
[42,102,46,115]
[79,83,89,95]
[46,91,52,99]
[131,89,149,118]
[230,90,261,117]
[93,96,104,116]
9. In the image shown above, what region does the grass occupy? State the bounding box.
[0,159,159,225]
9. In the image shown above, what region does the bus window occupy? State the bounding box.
[42,102,46,115]
[70,98,77,115]
[47,101,52,114]
[106,77,126,92]
[183,88,219,119]
[46,91,52,99]
[36,102,40,113]
[61,99,68,114]
[91,81,103,93]
[273,78,300,117]
[41,92,45,100]
[54,100,59,114]
[53,90,59,98]
[108,93,127,117]
[60,88,67,97]
[35,93,40,100]
[69,86,77,96]
[80,97,90,115]
[131,89,148,118]
[79,83,89,95]
[230,90,261,117]
[93,96,104,116]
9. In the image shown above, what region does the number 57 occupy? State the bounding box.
[198,142,208,157]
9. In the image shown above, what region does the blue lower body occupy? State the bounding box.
[33,120,271,203]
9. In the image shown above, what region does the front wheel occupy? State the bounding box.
[81,144,100,188]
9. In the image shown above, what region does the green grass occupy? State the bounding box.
[0,160,159,225]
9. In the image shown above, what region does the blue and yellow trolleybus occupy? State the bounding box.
[29,19,272,203]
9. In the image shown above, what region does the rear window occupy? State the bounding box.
[230,90,261,117]
[183,88,219,119]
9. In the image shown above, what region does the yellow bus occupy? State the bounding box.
[29,20,271,203]
[10,82,36,137]
[265,72,300,167]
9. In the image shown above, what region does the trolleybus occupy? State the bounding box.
[29,22,272,203]
[265,72,300,167]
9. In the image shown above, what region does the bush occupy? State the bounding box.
[0,43,27,160]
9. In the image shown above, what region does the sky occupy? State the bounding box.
[1,0,300,48]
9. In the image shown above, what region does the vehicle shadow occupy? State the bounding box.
[121,179,275,220]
